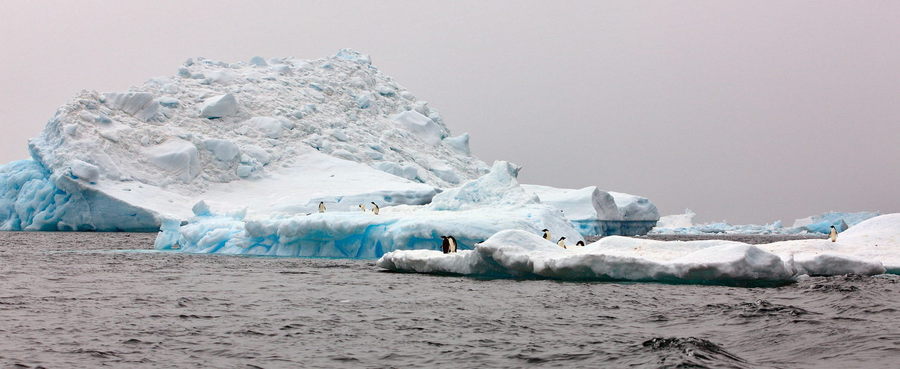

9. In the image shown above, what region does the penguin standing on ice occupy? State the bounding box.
[359,204,366,212]
[542,229,551,241]
[318,201,326,213]
[829,225,838,242]
[576,241,585,247]
[557,237,567,249]
[440,236,451,254]
[371,202,380,215]
[447,236,458,253]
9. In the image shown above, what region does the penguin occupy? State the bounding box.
[576,240,585,247]
[557,237,567,249]
[542,229,551,241]
[318,201,326,213]
[371,202,380,215]
[829,225,838,242]
[359,204,366,212]
[440,236,451,254]
[447,236,458,253]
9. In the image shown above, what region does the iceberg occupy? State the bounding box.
[655,209,695,229]
[378,213,900,284]
[522,185,659,236]
[1,50,492,231]
[155,161,585,257]
[792,211,880,234]
[652,210,880,235]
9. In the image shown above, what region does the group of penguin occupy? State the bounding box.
[542,229,584,249]
[317,201,380,215]
[437,229,584,255]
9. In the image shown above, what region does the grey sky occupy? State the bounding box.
[1,0,898,224]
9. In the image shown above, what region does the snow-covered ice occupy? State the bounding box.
[1,49,493,230]
[652,210,880,235]
[155,161,585,257]
[378,213,900,283]
[522,185,659,236]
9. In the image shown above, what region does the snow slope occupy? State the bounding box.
[378,213,900,284]
[2,50,488,230]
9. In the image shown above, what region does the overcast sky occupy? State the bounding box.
[1,0,897,224]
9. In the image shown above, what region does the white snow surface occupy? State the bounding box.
[6,49,489,230]
[378,213,900,283]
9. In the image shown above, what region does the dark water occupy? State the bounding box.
[1,232,898,369]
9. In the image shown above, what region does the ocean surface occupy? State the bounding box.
[1,232,897,368]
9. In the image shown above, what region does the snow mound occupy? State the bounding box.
[3,49,489,230]
[378,213,900,284]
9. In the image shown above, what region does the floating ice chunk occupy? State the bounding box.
[391,111,442,145]
[793,211,880,234]
[70,160,100,183]
[157,202,582,258]
[656,209,696,229]
[443,133,471,155]
[203,139,240,161]
[199,93,238,118]
[143,139,200,182]
[102,92,159,122]
[378,230,794,285]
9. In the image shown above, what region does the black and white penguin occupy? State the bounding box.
[318,201,326,213]
[557,237,567,249]
[359,204,366,212]
[371,202,380,215]
[440,236,451,254]
[829,225,838,242]
[447,236,458,253]
[542,229,551,240]
[576,240,585,246]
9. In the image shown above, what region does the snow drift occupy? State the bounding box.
[378,213,900,284]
